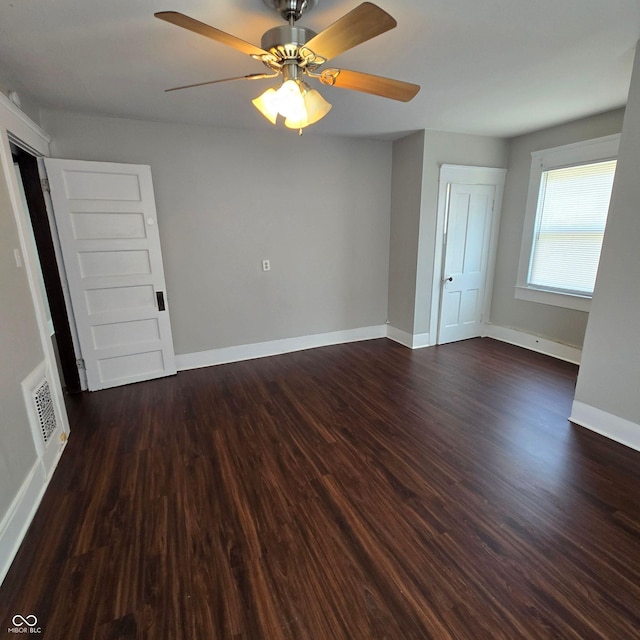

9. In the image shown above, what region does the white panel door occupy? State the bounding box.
[43,158,176,390]
[438,183,495,345]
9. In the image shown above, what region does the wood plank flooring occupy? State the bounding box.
[2,337,640,639]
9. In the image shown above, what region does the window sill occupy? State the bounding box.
[514,286,591,312]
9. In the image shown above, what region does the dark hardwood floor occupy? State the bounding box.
[2,337,640,639]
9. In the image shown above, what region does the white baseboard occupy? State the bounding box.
[0,357,69,587]
[386,326,430,349]
[570,400,640,452]
[0,458,48,586]
[176,325,388,371]
[484,324,582,364]
[178,323,581,371]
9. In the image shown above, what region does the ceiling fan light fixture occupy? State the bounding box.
[252,79,331,129]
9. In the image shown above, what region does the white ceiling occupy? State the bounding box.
[0,0,638,139]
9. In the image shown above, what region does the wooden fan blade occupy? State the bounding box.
[166,73,276,93]
[304,3,396,62]
[155,11,269,57]
[320,68,420,102]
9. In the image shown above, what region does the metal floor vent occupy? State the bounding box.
[33,378,57,444]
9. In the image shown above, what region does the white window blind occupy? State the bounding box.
[528,159,616,296]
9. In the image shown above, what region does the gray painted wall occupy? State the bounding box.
[574,48,640,425]
[490,109,625,347]
[41,111,393,356]
[0,157,42,524]
[388,131,424,334]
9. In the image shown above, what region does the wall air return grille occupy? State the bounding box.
[22,361,59,447]
[32,378,57,444]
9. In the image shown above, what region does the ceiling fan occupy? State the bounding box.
[155,0,420,131]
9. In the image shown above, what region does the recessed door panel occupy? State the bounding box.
[70,211,147,240]
[63,170,142,201]
[98,350,165,384]
[443,290,462,328]
[460,288,480,325]
[78,250,151,278]
[85,285,156,315]
[92,319,161,350]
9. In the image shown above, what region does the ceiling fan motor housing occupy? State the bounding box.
[259,25,323,74]
[262,0,318,23]
[261,25,316,52]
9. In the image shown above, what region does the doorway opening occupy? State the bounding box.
[11,143,82,393]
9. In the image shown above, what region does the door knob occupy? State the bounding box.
[444,276,453,283]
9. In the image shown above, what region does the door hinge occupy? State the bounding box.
[41,177,50,193]
[76,358,86,370]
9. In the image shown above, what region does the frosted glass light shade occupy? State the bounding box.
[251,88,279,125]
[285,86,332,129]
[253,80,331,129]
[275,80,306,121]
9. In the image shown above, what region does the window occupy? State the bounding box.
[516,134,620,311]
[529,159,616,295]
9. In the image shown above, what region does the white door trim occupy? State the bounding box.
[430,164,506,346]
[0,97,71,586]
[0,96,70,436]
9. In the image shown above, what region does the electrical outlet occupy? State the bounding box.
[262,259,271,272]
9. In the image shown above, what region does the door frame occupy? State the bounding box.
[0,93,71,434]
[429,164,506,346]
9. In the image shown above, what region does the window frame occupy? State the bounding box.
[516,134,620,312]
